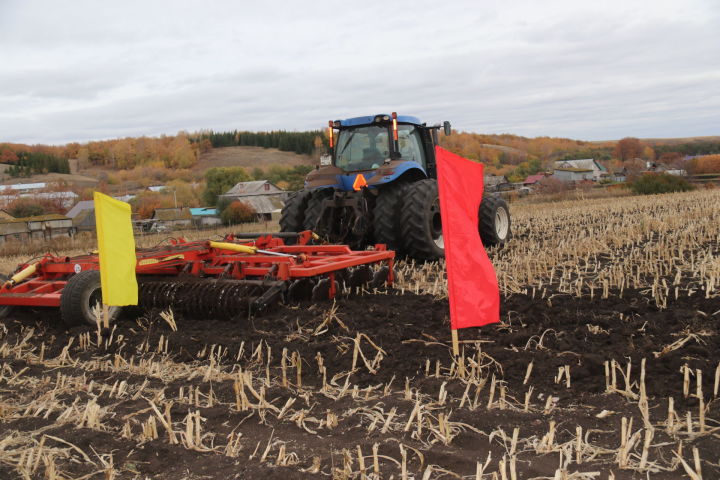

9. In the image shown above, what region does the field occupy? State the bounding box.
[0,190,719,479]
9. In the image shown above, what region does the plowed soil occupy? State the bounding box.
[0,287,718,479]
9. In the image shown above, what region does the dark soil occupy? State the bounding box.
[0,289,718,479]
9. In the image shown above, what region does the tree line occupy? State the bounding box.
[192,130,325,155]
[5,151,70,177]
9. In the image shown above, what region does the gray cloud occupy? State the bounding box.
[0,0,718,144]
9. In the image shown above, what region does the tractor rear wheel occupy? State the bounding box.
[280,190,312,243]
[479,196,511,247]
[399,179,444,261]
[303,189,332,233]
[372,182,410,252]
[60,270,122,326]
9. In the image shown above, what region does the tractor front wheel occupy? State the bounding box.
[479,196,511,247]
[399,179,444,261]
[60,270,122,326]
[372,182,410,252]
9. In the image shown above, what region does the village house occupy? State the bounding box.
[553,159,607,181]
[0,214,73,243]
[190,207,222,228]
[152,207,193,230]
[220,180,287,221]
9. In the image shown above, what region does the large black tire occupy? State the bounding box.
[60,270,122,326]
[303,189,333,232]
[479,196,511,247]
[399,179,444,261]
[372,182,410,252]
[280,190,312,233]
[0,274,13,319]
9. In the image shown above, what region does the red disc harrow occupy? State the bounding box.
[0,231,395,325]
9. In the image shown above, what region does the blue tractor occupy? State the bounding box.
[280,113,511,260]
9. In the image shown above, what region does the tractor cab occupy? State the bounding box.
[307,113,452,191]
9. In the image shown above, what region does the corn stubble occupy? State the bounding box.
[0,189,718,479]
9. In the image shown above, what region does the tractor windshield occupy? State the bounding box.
[335,126,390,171]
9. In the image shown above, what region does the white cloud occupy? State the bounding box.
[0,0,718,143]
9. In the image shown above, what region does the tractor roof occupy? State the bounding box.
[337,114,422,127]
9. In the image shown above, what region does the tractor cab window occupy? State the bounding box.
[397,125,426,167]
[335,126,389,171]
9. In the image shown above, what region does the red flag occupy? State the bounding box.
[436,146,500,329]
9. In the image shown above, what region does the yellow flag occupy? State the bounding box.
[94,192,138,306]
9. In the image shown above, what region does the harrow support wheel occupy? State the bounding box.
[0,274,13,319]
[60,270,122,326]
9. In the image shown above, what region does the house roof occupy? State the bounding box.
[66,200,95,218]
[224,181,284,196]
[152,208,193,221]
[220,194,284,214]
[0,182,47,191]
[190,207,218,216]
[0,214,70,224]
[72,209,96,227]
[554,159,607,172]
[523,174,546,184]
[555,168,593,173]
[148,185,167,192]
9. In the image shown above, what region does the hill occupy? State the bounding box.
[197,146,316,171]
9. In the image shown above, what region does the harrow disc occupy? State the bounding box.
[138,279,273,319]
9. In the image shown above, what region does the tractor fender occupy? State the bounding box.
[366,161,427,187]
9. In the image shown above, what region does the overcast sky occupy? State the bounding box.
[1,0,718,144]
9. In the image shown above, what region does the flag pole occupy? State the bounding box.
[451,328,459,357]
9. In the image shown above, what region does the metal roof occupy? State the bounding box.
[66,200,95,218]
[224,181,284,196]
[523,174,547,184]
[152,208,193,221]
[0,182,47,191]
[220,194,284,214]
[554,159,607,172]
[337,114,422,127]
[0,214,71,224]
[190,207,218,216]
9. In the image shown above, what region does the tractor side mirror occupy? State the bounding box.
[443,121,452,136]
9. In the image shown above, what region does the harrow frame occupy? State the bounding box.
[0,232,395,322]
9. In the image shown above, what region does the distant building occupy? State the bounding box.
[553,159,607,181]
[0,214,73,243]
[220,180,287,221]
[554,168,595,182]
[0,191,78,209]
[0,182,47,193]
[147,185,167,193]
[484,175,510,192]
[190,207,222,228]
[152,207,193,229]
[523,173,549,186]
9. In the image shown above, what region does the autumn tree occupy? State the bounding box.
[202,167,252,206]
[688,155,720,174]
[220,200,256,225]
[614,137,644,161]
